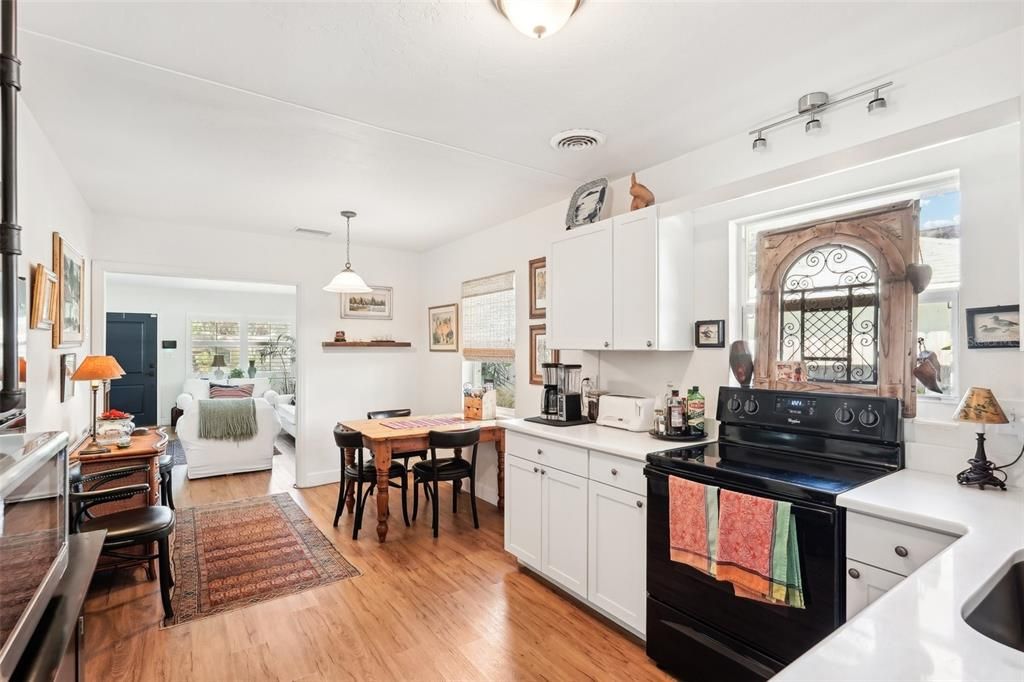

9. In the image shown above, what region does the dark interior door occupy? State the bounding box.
[106,312,158,426]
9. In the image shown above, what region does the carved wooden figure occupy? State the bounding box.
[629,173,655,211]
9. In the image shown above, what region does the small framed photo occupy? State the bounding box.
[341,286,393,320]
[60,353,76,402]
[428,303,459,352]
[775,360,807,383]
[694,320,725,348]
[529,257,547,319]
[529,324,559,385]
[30,263,58,330]
[966,305,1019,349]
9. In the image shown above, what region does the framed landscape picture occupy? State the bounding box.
[428,303,459,352]
[966,305,1020,349]
[341,286,393,320]
[529,324,558,384]
[529,257,547,319]
[53,232,85,348]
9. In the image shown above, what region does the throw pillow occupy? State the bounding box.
[209,383,254,399]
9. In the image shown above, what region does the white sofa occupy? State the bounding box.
[175,378,281,479]
[264,391,296,438]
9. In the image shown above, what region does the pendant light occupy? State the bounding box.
[323,210,372,293]
[494,0,581,39]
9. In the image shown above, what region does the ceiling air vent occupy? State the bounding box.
[550,129,606,151]
[294,226,332,238]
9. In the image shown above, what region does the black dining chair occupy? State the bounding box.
[158,453,175,510]
[332,426,410,540]
[366,409,429,465]
[69,463,176,620]
[412,428,481,538]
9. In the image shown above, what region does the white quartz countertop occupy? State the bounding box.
[774,468,1024,682]
[501,418,715,462]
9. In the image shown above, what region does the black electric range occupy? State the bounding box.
[644,387,904,681]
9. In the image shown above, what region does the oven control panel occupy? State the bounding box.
[718,387,902,443]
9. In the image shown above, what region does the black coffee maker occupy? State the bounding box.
[536,362,584,424]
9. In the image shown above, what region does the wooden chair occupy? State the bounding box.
[158,453,175,510]
[332,426,409,540]
[412,428,481,538]
[69,463,176,620]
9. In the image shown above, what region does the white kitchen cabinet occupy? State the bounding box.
[588,480,646,634]
[504,454,543,569]
[549,208,693,351]
[548,221,613,350]
[845,559,903,619]
[541,467,589,598]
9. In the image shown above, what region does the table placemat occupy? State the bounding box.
[380,416,470,430]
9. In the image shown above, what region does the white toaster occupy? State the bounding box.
[596,394,655,432]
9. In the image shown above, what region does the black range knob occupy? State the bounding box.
[858,410,880,428]
[834,407,855,425]
[743,398,759,415]
[727,397,743,413]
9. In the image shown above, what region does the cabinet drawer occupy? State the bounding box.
[588,450,646,496]
[847,512,956,577]
[506,431,588,477]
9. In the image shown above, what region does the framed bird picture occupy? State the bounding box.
[966,305,1019,349]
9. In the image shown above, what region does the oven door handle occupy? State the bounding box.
[663,619,778,679]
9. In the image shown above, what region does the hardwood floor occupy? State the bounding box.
[83,448,669,681]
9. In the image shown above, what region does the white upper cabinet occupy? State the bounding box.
[548,221,613,350]
[549,208,693,351]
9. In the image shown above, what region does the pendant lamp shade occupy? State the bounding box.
[323,210,373,293]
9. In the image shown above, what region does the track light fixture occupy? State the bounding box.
[748,81,893,152]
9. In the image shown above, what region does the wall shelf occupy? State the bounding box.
[322,341,413,349]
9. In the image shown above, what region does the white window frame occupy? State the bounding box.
[460,271,517,417]
[186,314,295,378]
[730,172,961,400]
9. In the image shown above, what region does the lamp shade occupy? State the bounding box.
[70,355,126,382]
[211,354,227,368]
[953,387,1009,425]
[322,267,372,294]
[496,0,581,39]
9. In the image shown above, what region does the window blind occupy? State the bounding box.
[461,271,515,361]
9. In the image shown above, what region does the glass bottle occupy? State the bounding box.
[687,386,706,437]
[667,389,686,436]
[654,409,666,435]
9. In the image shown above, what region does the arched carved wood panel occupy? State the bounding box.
[753,201,919,417]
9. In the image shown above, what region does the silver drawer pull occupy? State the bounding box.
[533,467,539,473]
[848,567,861,579]
[540,469,546,475]
[604,341,610,348]
[611,468,618,476]
[894,545,909,558]
[537,448,543,455]
[636,500,644,508]
[646,340,653,348]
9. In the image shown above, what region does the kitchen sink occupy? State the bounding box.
[965,560,1024,653]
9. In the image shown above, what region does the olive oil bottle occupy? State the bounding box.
[687,386,705,437]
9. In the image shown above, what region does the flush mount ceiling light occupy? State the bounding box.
[494,0,582,39]
[322,210,372,293]
[748,81,892,152]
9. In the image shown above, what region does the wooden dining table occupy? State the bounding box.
[337,414,505,542]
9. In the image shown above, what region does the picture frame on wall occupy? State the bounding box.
[966,304,1020,349]
[340,286,393,320]
[428,303,459,352]
[30,263,58,330]
[529,323,559,385]
[694,319,726,348]
[52,232,85,348]
[60,353,76,402]
[529,257,547,319]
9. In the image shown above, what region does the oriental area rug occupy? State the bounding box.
[164,493,359,627]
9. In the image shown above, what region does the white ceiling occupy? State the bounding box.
[18,1,1023,251]
[106,272,296,295]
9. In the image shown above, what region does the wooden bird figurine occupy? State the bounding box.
[629,173,655,211]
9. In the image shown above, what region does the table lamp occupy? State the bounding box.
[71,355,126,455]
[953,386,1009,490]
[211,353,227,381]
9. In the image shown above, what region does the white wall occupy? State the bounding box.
[20,102,95,440]
[105,279,296,424]
[90,216,420,487]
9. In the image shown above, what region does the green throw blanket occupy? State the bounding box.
[198,398,258,441]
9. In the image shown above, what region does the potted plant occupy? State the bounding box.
[256,332,296,393]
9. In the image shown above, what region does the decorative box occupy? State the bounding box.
[463,390,497,420]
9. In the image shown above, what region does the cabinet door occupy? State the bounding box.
[541,466,589,598]
[845,559,903,620]
[588,480,647,634]
[612,207,658,350]
[549,222,613,350]
[504,455,543,569]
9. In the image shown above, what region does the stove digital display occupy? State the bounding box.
[775,396,816,416]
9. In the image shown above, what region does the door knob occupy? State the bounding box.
[894,545,909,558]
[848,567,861,579]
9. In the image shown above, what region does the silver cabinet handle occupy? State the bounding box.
[848,567,861,579]
[604,341,610,348]
[636,500,644,508]
[646,340,653,348]
[610,468,618,476]
[894,545,909,558]
[540,469,546,475]
[537,448,543,455]
[533,467,539,473]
